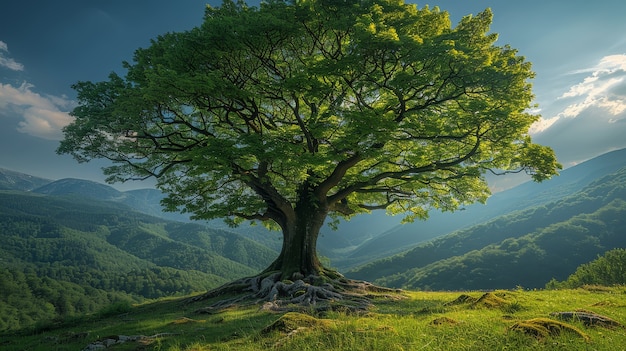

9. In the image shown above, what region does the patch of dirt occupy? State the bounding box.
[171,317,204,325]
[81,333,179,350]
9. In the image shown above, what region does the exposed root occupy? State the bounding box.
[188,272,402,314]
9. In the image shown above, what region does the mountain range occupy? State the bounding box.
[5,147,626,272]
[325,148,626,269]
[345,152,626,289]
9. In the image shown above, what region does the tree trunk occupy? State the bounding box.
[264,190,327,279]
[190,185,402,310]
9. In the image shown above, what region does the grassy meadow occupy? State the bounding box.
[2,286,625,351]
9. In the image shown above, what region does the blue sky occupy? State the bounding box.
[1,0,626,191]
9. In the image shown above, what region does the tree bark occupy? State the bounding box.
[264,187,327,279]
[189,184,403,309]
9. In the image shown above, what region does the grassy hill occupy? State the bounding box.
[347,167,626,290]
[0,190,277,331]
[1,286,625,350]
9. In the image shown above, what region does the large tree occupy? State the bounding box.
[59,0,559,307]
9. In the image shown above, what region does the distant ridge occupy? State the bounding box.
[3,147,626,273]
[30,178,198,222]
[33,178,125,200]
[0,169,274,241]
[0,168,51,191]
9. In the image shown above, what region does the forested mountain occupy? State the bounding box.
[33,178,125,200]
[330,148,626,269]
[0,191,276,331]
[31,179,192,223]
[30,177,286,249]
[347,166,626,290]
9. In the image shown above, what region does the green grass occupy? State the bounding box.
[2,286,625,351]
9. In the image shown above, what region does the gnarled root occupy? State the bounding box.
[189,272,402,314]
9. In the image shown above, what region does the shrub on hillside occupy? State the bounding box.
[547,248,626,289]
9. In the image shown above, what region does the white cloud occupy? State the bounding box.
[530,54,626,135]
[530,54,626,169]
[528,115,558,134]
[0,82,75,140]
[0,40,24,71]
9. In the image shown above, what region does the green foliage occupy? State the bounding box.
[0,266,136,332]
[548,248,626,289]
[58,0,558,238]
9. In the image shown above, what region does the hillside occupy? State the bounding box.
[347,166,626,290]
[0,191,276,331]
[333,148,626,269]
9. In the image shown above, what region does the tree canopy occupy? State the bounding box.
[59,0,560,284]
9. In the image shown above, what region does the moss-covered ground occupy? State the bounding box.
[2,286,625,351]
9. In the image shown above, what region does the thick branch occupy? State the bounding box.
[328,130,482,205]
[290,96,317,153]
[315,153,364,198]
[233,163,293,228]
